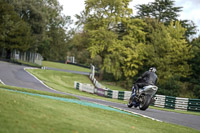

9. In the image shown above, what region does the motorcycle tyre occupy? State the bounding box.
[139,95,151,111]
[127,95,134,108]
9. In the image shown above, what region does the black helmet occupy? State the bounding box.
[149,67,156,72]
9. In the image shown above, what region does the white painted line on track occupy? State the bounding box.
[112,106,163,122]
[0,79,5,85]
[24,67,59,92]
[90,100,163,122]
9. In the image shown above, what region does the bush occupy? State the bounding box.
[157,76,181,97]
[194,85,200,99]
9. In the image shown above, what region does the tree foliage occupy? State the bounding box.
[136,0,197,38]
[67,32,91,65]
[0,0,73,61]
[189,36,200,85]
[84,0,132,30]
[136,0,181,24]
[0,1,31,52]
[83,0,148,80]
[147,21,192,81]
[6,0,47,51]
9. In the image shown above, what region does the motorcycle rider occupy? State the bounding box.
[132,67,157,95]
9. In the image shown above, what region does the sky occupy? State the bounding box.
[58,0,200,35]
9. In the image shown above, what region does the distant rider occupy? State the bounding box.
[132,67,158,95]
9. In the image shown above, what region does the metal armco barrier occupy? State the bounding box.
[165,96,176,109]
[95,88,107,97]
[74,81,95,94]
[107,90,119,99]
[118,91,125,100]
[188,99,200,112]
[154,95,165,108]
[175,97,188,110]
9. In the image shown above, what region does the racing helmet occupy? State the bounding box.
[149,67,156,72]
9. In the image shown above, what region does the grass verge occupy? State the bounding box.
[0,84,78,100]
[11,59,42,68]
[100,81,127,91]
[42,61,91,73]
[1,88,199,133]
[42,61,126,91]
[26,69,128,104]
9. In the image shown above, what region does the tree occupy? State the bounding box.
[84,0,132,30]
[190,36,200,84]
[136,0,197,38]
[146,21,193,94]
[42,27,69,61]
[0,0,74,61]
[39,13,72,61]
[86,18,147,83]
[180,20,197,39]
[136,0,181,24]
[6,0,47,51]
[82,0,148,81]
[186,35,200,98]
[114,18,147,79]
[0,1,31,59]
[83,0,133,79]
[67,31,93,66]
[37,0,73,61]
[75,11,88,31]
[5,0,73,58]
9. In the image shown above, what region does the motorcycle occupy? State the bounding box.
[127,85,158,111]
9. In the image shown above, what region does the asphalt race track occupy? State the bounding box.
[0,61,200,130]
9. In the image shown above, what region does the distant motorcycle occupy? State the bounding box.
[127,85,158,111]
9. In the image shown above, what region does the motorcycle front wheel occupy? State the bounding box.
[127,95,134,108]
[139,95,151,111]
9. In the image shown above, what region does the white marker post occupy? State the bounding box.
[91,64,95,80]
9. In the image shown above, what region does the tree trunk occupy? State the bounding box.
[98,69,104,81]
[6,49,11,60]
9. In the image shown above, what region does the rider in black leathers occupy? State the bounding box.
[132,67,157,95]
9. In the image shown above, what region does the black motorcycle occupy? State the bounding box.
[127,85,158,111]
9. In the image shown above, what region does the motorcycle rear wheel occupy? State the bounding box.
[139,95,151,111]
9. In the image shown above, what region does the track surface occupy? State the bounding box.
[0,61,200,130]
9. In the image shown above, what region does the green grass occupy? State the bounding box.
[100,81,127,91]
[1,88,199,133]
[42,61,126,91]
[42,61,91,72]
[0,84,78,100]
[12,59,42,68]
